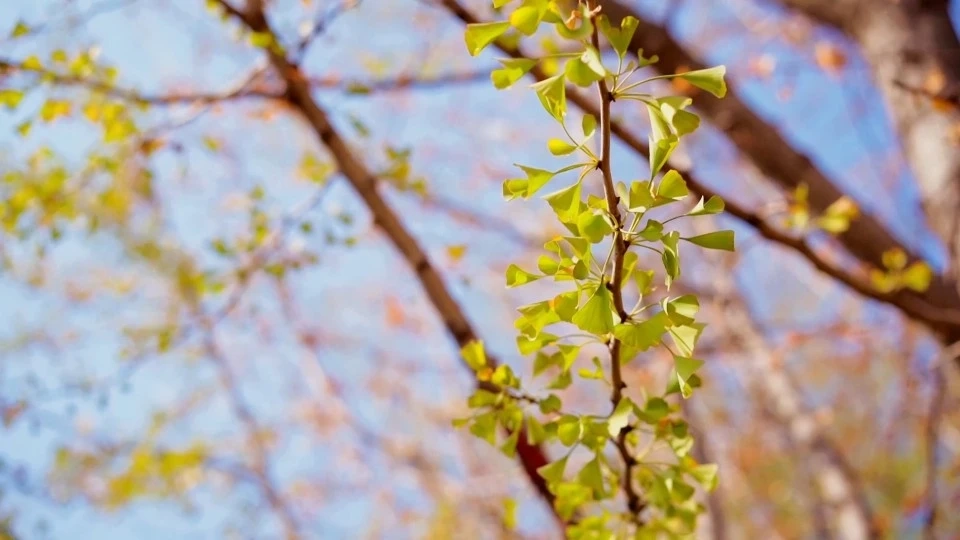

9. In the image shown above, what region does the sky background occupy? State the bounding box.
[1,0,959,538]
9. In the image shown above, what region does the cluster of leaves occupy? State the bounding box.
[454,1,733,537]
[49,414,207,510]
[785,184,860,235]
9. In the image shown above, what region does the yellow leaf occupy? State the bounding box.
[39,99,71,122]
[10,20,31,38]
[446,244,467,262]
[0,89,24,110]
[22,55,42,70]
[203,136,221,152]
[881,248,907,271]
[50,49,68,64]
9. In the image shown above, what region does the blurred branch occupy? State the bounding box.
[693,222,878,539]
[436,0,960,338]
[595,0,960,328]
[198,323,303,540]
[923,341,960,539]
[308,69,492,94]
[0,57,279,104]
[294,0,360,61]
[211,0,564,527]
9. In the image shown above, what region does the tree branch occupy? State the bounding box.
[437,0,960,340]
[211,0,563,527]
[594,0,960,341]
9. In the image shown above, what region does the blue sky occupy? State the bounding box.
[1,0,958,538]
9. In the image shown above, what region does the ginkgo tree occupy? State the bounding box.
[456,1,733,536]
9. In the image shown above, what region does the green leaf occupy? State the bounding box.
[544,181,582,222]
[668,323,704,357]
[661,231,681,287]
[526,415,548,444]
[461,340,487,371]
[643,397,670,422]
[613,312,668,351]
[537,255,560,276]
[689,463,719,491]
[576,209,612,243]
[464,22,511,56]
[516,300,559,337]
[673,356,703,399]
[517,332,558,355]
[539,394,563,414]
[645,103,672,143]
[552,291,580,321]
[505,164,556,199]
[469,411,498,445]
[564,55,604,87]
[628,180,655,213]
[500,428,520,457]
[683,230,735,252]
[493,0,515,7]
[635,219,663,241]
[506,263,542,287]
[649,135,678,178]
[677,65,727,97]
[675,355,704,381]
[491,58,538,89]
[687,195,725,216]
[669,109,700,136]
[492,364,520,388]
[468,389,499,408]
[509,5,543,36]
[598,15,639,58]
[665,295,699,325]
[572,286,616,335]
[657,170,689,201]
[537,455,568,484]
[557,415,582,446]
[577,455,605,494]
[531,74,566,121]
[547,138,578,155]
[608,397,633,437]
[581,113,596,138]
[0,89,25,110]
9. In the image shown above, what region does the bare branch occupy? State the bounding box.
[211,0,564,527]
[0,57,279,104]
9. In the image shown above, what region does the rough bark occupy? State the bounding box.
[776,0,960,311]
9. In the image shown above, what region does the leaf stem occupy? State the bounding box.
[589,2,644,523]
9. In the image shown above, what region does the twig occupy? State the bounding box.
[436,0,960,339]
[0,57,280,104]
[585,0,643,522]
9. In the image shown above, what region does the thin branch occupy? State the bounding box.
[199,322,302,540]
[308,68,492,94]
[436,0,960,338]
[586,0,643,522]
[211,0,563,527]
[0,57,279,104]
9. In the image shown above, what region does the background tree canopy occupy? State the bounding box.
[1,0,959,538]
